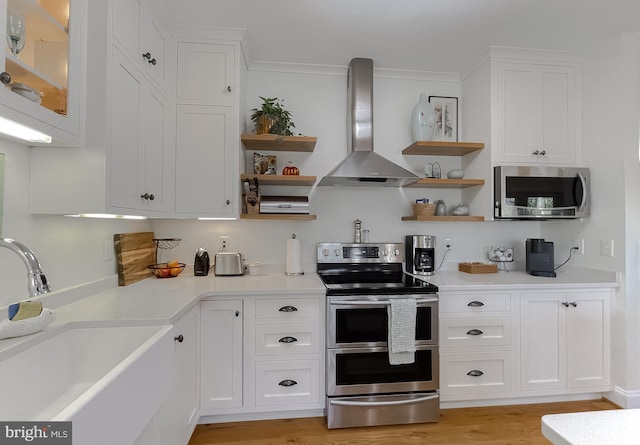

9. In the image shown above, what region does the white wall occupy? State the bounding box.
[0,139,150,308]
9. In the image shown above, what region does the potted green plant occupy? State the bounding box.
[250,97,296,136]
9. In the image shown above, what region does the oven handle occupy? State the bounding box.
[330,297,438,306]
[329,394,439,407]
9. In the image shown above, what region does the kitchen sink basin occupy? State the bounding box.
[0,323,173,444]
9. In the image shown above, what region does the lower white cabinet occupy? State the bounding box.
[200,300,243,411]
[157,305,200,445]
[200,294,324,419]
[520,290,611,392]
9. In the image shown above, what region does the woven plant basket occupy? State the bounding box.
[413,203,436,217]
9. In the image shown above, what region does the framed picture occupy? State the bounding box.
[428,96,458,142]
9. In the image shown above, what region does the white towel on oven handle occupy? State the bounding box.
[388,298,417,365]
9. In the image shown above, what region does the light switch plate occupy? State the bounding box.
[600,239,614,257]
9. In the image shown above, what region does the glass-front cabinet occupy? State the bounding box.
[0,0,84,145]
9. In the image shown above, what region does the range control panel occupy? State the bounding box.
[317,243,404,264]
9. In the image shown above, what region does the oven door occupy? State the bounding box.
[327,295,438,349]
[327,345,439,396]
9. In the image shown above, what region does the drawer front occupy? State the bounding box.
[255,297,322,320]
[440,351,512,396]
[255,360,320,406]
[440,317,512,348]
[255,323,321,356]
[439,292,512,314]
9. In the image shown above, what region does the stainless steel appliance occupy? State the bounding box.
[405,235,436,276]
[213,252,245,276]
[494,166,590,219]
[317,242,439,429]
[525,238,556,277]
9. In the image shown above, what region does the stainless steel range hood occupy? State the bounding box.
[318,58,419,187]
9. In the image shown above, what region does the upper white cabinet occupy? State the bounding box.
[496,62,579,165]
[112,0,168,94]
[174,41,241,218]
[0,0,85,145]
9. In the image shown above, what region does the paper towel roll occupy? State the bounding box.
[286,237,303,275]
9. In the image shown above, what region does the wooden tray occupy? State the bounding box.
[458,262,498,274]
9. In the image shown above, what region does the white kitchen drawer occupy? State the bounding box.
[255,323,321,356]
[255,360,320,406]
[439,292,512,314]
[255,296,322,320]
[440,351,512,396]
[440,317,512,348]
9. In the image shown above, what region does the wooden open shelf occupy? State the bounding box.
[405,178,485,188]
[402,141,484,156]
[240,213,317,221]
[241,134,317,152]
[241,174,316,187]
[401,215,485,222]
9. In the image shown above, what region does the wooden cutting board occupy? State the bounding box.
[114,232,156,286]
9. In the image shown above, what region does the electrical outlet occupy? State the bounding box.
[572,238,584,255]
[445,238,453,249]
[600,239,614,257]
[219,235,230,250]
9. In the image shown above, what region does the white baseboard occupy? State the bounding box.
[198,409,325,424]
[441,393,605,410]
[605,386,640,408]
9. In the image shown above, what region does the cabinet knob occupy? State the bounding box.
[226,199,230,205]
[532,150,540,156]
[467,301,484,307]
[235,310,240,317]
[227,85,232,92]
[142,52,152,60]
[540,150,546,156]
[278,379,297,387]
[174,334,184,343]
[149,58,157,66]
[140,193,155,201]
[279,306,298,312]
[0,72,11,85]
[467,370,484,377]
[278,336,298,344]
[562,302,570,307]
[570,302,577,308]
[466,329,484,336]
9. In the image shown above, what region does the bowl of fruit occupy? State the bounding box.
[148,261,186,278]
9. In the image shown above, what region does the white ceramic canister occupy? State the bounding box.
[411,93,436,141]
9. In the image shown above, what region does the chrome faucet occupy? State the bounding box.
[0,238,51,297]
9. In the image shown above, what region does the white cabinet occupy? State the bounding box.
[200,299,243,411]
[109,48,171,213]
[174,41,240,218]
[175,105,235,216]
[496,62,579,165]
[157,305,200,445]
[439,290,516,401]
[112,0,168,93]
[520,290,610,392]
[0,0,85,146]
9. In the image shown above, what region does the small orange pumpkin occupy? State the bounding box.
[282,161,300,175]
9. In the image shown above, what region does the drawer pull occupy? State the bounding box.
[466,329,484,336]
[278,336,298,344]
[278,379,297,387]
[174,334,184,343]
[467,301,485,307]
[467,370,484,377]
[279,306,298,312]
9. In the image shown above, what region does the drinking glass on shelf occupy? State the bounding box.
[6,8,26,56]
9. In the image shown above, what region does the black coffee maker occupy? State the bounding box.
[194,247,210,276]
[525,238,556,277]
[405,235,436,276]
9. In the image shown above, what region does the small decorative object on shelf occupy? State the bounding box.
[250,96,296,136]
[435,200,447,216]
[451,203,469,216]
[411,93,436,141]
[488,246,514,272]
[447,168,464,179]
[424,162,441,178]
[253,152,277,175]
[429,96,459,142]
[282,161,300,175]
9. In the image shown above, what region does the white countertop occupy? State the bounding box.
[542,409,640,444]
[0,265,618,359]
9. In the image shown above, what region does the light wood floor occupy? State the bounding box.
[189,398,619,445]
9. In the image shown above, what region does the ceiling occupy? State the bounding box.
[156,0,640,72]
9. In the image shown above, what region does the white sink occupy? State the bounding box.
[0,323,173,445]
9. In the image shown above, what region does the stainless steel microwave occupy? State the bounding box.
[494,166,590,219]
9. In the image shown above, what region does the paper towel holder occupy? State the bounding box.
[285,233,304,276]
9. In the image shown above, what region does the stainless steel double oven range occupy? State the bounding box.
[317,242,440,429]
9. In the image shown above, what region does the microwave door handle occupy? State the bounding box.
[577,171,587,211]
